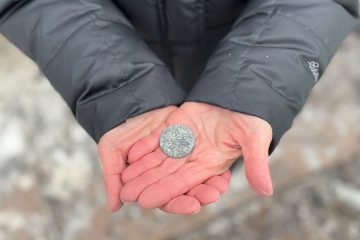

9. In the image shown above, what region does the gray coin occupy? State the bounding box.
[160,124,196,158]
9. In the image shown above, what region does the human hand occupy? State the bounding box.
[98,105,233,214]
[120,102,273,210]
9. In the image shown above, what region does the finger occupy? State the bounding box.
[204,174,230,194]
[103,174,123,211]
[220,170,232,182]
[122,148,168,183]
[120,156,186,202]
[242,137,273,196]
[137,162,212,208]
[160,182,223,214]
[159,195,201,215]
[186,184,220,205]
[127,124,166,163]
[98,146,127,211]
[188,171,232,205]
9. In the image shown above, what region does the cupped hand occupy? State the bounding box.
[120,102,274,210]
[98,105,232,214]
[98,106,178,211]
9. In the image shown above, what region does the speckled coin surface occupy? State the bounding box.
[160,124,196,158]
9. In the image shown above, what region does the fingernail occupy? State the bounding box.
[253,175,273,196]
[262,187,273,196]
[108,205,119,212]
[108,201,123,212]
[255,183,273,196]
[192,209,201,215]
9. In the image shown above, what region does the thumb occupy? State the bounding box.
[98,142,127,212]
[242,134,273,196]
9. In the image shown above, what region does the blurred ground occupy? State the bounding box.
[0,31,360,240]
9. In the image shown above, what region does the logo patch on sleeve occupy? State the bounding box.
[306,61,320,82]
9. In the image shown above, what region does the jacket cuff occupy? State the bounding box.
[0,0,185,143]
[186,71,294,155]
[187,3,357,154]
[77,64,184,142]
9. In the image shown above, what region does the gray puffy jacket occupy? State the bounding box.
[0,0,358,155]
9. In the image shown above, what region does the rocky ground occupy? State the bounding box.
[0,31,360,240]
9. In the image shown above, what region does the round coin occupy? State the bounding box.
[160,124,196,158]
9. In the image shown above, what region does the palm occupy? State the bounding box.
[171,102,244,173]
[98,106,177,211]
[98,105,232,214]
[121,102,274,209]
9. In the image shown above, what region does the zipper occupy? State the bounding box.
[156,0,173,71]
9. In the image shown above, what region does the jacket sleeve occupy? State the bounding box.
[0,0,185,142]
[187,0,359,154]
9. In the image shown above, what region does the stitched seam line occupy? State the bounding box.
[75,1,177,110]
[274,10,330,59]
[40,0,169,109]
[76,63,170,107]
[43,1,165,72]
[230,0,330,108]
[230,0,277,110]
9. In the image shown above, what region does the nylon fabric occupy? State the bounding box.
[0,0,358,155]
